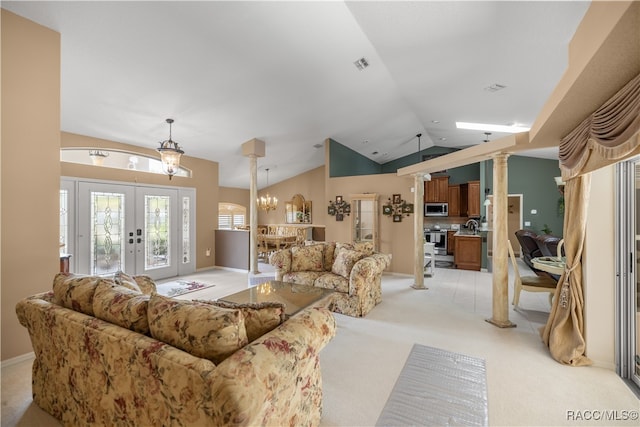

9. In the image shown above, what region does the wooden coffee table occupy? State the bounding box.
[218,280,334,318]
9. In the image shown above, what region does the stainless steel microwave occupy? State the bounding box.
[424,203,448,217]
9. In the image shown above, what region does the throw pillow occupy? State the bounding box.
[113,271,142,293]
[197,300,285,343]
[290,244,325,272]
[352,241,375,256]
[147,294,248,365]
[52,272,103,316]
[133,275,157,295]
[331,247,366,279]
[93,280,150,334]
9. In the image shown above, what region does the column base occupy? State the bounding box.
[410,284,429,290]
[485,318,517,328]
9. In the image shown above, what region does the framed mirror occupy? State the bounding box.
[285,194,312,223]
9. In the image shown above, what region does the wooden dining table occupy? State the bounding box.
[258,234,297,251]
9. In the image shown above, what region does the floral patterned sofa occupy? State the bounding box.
[269,242,392,317]
[16,272,336,427]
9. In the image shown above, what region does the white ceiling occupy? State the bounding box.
[3,1,590,189]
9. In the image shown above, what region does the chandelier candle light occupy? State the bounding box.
[157,118,184,180]
[257,168,278,211]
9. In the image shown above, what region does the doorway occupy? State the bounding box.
[615,159,640,392]
[486,194,523,257]
[62,178,195,280]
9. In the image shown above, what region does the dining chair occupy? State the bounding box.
[508,240,557,307]
[424,242,436,277]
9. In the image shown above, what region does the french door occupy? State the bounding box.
[71,179,195,280]
[615,159,640,392]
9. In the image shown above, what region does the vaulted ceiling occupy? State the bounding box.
[3,1,592,188]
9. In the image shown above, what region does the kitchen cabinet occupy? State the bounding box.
[448,185,460,217]
[351,193,379,252]
[454,234,481,271]
[447,230,456,255]
[424,176,449,203]
[460,180,481,218]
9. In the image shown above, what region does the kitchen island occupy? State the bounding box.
[453,231,482,271]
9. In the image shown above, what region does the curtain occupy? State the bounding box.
[544,72,640,365]
[541,175,592,366]
[560,73,640,180]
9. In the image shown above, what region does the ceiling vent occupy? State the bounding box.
[354,57,369,71]
[484,83,507,92]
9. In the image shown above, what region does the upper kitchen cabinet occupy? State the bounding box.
[448,185,460,217]
[424,176,449,203]
[460,180,481,218]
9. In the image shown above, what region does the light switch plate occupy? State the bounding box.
[525,221,531,226]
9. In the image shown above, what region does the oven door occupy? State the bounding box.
[430,232,447,254]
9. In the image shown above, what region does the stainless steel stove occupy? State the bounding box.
[424,229,447,255]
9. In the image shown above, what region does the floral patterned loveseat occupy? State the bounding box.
[16,272,336,426]
[269,242,392,317]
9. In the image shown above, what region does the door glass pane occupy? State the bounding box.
[182,196,190,264]
[145,195,170,269]
[91,191,125,275]
[635,163,640,380]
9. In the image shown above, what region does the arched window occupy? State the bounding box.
[218,203,246,229]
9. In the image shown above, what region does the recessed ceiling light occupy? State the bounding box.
[313,143,323,149]
[431,120,440,124]
[484,83,507,92]
[354,57,369,71]
[456,122,530,133]
[439,137,447,141]
[372,151,379,155]
[362,140,369,144]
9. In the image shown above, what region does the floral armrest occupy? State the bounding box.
[269,248,292,280]
[349,253,392,296]
[210,306,336,425]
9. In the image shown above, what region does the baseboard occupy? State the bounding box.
[1,351,34,369]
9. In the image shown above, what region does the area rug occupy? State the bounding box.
[155,280,215,297]
[375,343,488,426]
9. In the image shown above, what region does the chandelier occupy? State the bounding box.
[157,118,184,180]
[257,168,278,211]
[88,149,109,166]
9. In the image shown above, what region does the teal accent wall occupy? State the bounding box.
[381,146,480,183]
[485,155,563,237]
[329,139,382,177]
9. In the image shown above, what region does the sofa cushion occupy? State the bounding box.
[331,247,366,279]
[93,280,150,334]
[197,300,285,342]
[148,294,248,365]
[315,273,349,293]
[113,271,142,292]
[291,244,325,272]
[133,275,157,295]
[113,271,157,295]
[282,271,326,286]
[52,272,102,316]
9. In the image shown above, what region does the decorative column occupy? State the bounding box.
[486,153,515,328]
[411,173,427,290]
[241,139,265,275]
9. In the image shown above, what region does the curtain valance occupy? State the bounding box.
[559,73,640,180]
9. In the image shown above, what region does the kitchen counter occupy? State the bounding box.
[454,231,482,237]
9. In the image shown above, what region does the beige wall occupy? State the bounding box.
[61,132,219,271]
[1,10,61,360]
[257,166,327,228]
[325,173,417,274]
[219,186,250,211]
[584,165,616,369]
